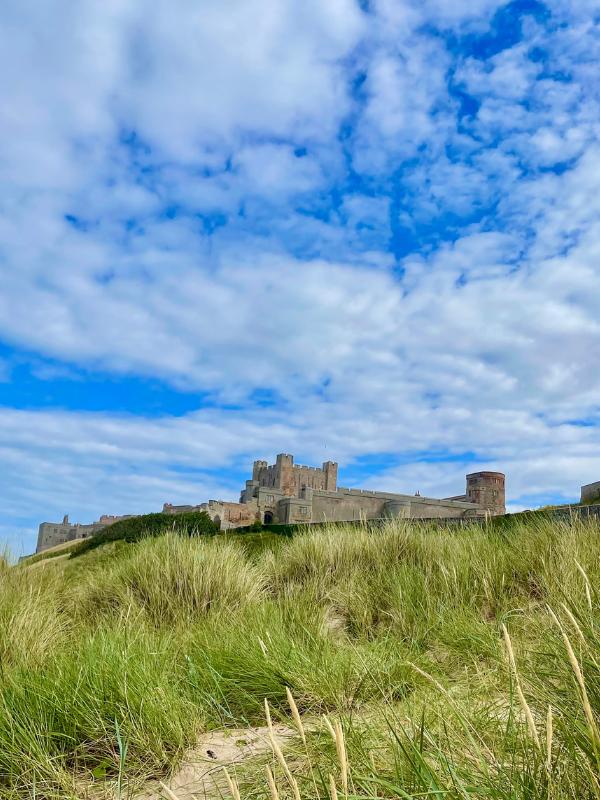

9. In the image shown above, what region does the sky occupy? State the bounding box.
[1,0,600,557]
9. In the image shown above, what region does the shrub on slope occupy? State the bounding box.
[70,510,219,558]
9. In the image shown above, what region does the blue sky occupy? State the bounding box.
[1,0,600,556]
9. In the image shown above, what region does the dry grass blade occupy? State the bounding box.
[266,765,280,800]
[159,782,183,800]
[334,720,349,797]
[502,624,541,749]
[286,686,306,746]
[223,767,242,800]
[265,697,297,790]
[264,697,273,730]
[547,607,600,746]
[290,775,302,800]
[329,774,339,800]
[546,706,553,772]
[574,559,594,614]
[323,715,336,741]
[560,603,586,643]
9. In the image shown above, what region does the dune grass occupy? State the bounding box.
[1,517,600,798]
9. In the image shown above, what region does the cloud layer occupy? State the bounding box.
[1,0,600,555]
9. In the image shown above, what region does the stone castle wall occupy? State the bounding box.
[33,453,600,555]
[239,455,506,528]
[581,481,600,504]
[308,488,483,524]
[37,519,105,553]
[36,513,134,553]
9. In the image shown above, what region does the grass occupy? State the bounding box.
[18,539,84,567]
[1,516,600,798]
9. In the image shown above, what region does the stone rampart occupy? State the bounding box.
[581,481,600,504]
[544,504,600,521]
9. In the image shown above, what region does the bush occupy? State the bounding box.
[70,510,219,558]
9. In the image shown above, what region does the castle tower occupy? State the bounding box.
[275,453,295,495]
[323,461,338,491]
[252,460,268,481]
[466,471,505,516]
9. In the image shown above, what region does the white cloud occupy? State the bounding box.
[2,2,600,550]
[233,145,325,198]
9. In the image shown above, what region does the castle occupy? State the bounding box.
[36,453,506,553]
[165,453,506,529]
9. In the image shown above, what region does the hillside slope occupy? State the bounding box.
[2,516,600,799]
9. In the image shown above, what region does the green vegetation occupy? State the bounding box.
[69,510,219,558]
[2,516,600,798]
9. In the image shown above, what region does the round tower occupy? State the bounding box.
[466,471,505,516]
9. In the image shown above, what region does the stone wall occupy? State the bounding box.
[205,500,258,529]
[164,499,259,530]
[36,457,511,551]
[36,519,105,553]
[277,496,313,524]
[309,487,482,523]
[163,503,205,514]
[545,504,600,521]
[417,504,600,527]
[581,481,600,504]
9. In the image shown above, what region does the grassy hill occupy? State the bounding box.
[2,515,600,799]
[20,537,85,566]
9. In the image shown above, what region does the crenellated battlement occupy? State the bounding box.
[249,453,338,497]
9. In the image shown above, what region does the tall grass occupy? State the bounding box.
[1,517,599,798]
[71,534,265,626]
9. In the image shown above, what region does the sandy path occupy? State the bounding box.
[139,723,298,800]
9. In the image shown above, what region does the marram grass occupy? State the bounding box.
[1,518,600,798]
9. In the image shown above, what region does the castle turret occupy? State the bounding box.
[323,461,338,491]
[275,453,295,495]
[252,460,268,481]
[466,471,505,516]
